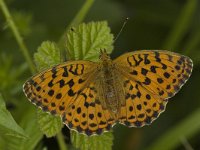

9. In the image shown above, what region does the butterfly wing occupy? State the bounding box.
[23,61,115,135]
[113,50,193,127]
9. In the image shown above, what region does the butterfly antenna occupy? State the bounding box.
[114,17,129,42]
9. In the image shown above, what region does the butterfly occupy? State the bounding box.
[23,50,193,136]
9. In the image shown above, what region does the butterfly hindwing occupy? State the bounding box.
[119,76,167,127]
[62,83,115,135]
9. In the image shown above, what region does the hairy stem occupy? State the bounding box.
[58,0,94,58]
[147,108,200,150]
[56,131,68,150]
[0,0,35,73]
[163,0,197,50]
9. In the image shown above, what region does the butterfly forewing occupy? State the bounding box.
[118,75,167,127]
[114,50,193,127]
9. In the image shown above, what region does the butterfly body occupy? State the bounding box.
[96,55,122,116]
[23,50,193,136]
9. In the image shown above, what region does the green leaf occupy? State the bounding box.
[71,131,114,150]
[3,105,43,150]
[34,40,63,137]
[34,41,61,70]
[0,94,27,139]
[0,136,5,150]
[66,21,114,61]
[37,109,63,138]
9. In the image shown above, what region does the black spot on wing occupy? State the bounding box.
[56,93,62,99]
[127,56,133,66]
[59,79,65,88]
[48,89,54,96]
[130,70,138,75]
[150,66,157,73]
[144,54,151,64]
[133,54,143,66]
[68,89,76,97]
[62,66,68,77]
[163,72,170,78]
[141,68,148,76]
[48,80,54,87]
[67,79,75,88]
[143,77,151,85]
[154,51,161,62]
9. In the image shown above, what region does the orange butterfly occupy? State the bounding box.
[23,50,193,136]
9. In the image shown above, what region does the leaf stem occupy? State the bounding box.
[68,0,94,28]
[58,0,94,49]
[0,0,36,73]
[56,131,68,150]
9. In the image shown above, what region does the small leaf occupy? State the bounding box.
[33,40,63,137]
[34,41,61,70]
[37,109,63,138]
[66,21,114,61]
[71,131,114,150]
[0,94,27,139]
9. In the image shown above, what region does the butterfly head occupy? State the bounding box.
[99,49,111,61]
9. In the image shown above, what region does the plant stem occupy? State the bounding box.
[180,137,194,150]
[183,27,200,55]
[69,0,94,28]
[147,108,200,150]
[163,0,197,50]
[56,131,68,150]
[58,0,94,49]
[0,0,35,73]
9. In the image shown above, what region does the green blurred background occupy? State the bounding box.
[0,0,200,150]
